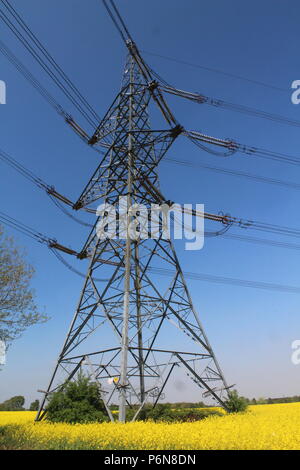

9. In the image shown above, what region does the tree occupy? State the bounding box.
[29,399,39,411]
[224,390,248,413]
[0,395,25,411]
[0,227,48,347]
[45,373,108,423]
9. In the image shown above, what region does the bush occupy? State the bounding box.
[126,403,221,422]
[224,390,248,413]
[145,404,174,422]
[45,374,109,424]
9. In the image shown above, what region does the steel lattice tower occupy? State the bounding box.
[36,44,230,422]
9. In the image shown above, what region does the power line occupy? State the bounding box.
[1,208,300,295]
[2,2,300,296]
[147,54,300,130]
[0,39,65,115]
[2,146,300,243]
[102,0,133,44]
[102,0,128,44]
[150,267,300,294]
[0,39,114,152]
[137,68,300,167]
[0,143,300,250]
[185,129,300,167]
[142,50,287,94]
[52,249,300,293]
[1,0,101,123]
[0,38,110,156]
[0,210,49,244]
[0,148,94,227]
[161,84,300,131]
[50,247,110,282]
[164,157,300,191]
[222,233,300,251]
[0,210,108,280]
[0,2,99,128]
[3,6,300,171]
[3,35,300,179]
[0,147,48,189]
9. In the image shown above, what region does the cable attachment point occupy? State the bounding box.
[126,39,137,53]
[77,250,88,260]
[65,116,89,141]
[148,80,159,91]
[170,124,184,138]
[88,135,98,146]
[73,201,84,211]
[48,241,78,256]
[218,211,233,226]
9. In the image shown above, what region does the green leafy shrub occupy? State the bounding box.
[46,374,109,424]
[224,390,248,413]
[126,403,221,422]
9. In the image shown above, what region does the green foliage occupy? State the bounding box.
[0,425,26,450]
[0,395,25,411]
[174,409,220,422]
[46,374,108,423]
[126,403,221,422]
[138,403,173,422]
[251,396,300,405]
[224,390,249,413]
[29,399,39,411]
[0,226,48,346]
[169,401,206,409]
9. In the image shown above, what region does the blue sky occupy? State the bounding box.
[1,0,300,405]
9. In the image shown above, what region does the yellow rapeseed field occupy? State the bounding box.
[1,403,300,450]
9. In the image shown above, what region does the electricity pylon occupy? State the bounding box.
[36,43,230,422]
